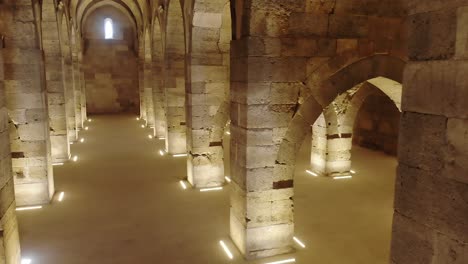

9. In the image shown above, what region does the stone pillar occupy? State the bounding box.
[41,10,70,163]
[164,53,186,154]
[138,59,147,120]
[144,61,154,127]
[80,67,87,122]
[1,1,55,205]
[0,31,22,264]
[63,60,77,142]
[72,59,83,130]
[230,36,298,258]
[185,1,231,188]
[152,58,166,138]
[310,114,327,174]
[390,4,468,263]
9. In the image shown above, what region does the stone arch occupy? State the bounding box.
[162,0,186,155]
[185,0,232,188]
[151,11,166,138]
[279,55,405,178]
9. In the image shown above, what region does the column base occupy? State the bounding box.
[15,182,53,206]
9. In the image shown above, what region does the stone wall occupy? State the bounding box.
[353,92,400,155]
[82,6,139,114]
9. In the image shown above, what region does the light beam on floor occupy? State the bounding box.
[179,180,187,190]
[333,175,352,180]
[58,192,65,202]
[219,240,233,259]
[306,170,318,177]
[200,187,223,192]
[16,206,42,211]
[172,154,187,157]
[158,137,165,140]
[293,236,306,248]
[265,258,296,264]
[21,259,32,264]
[52,163,64,166]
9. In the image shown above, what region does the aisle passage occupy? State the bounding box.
[16,115,397,264]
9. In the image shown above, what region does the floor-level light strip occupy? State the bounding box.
[350,170,356,174]
[158,137,165,140]
[159,150,165,156]
[16,206,42,211]
[58,192,65,202]
[136,117,140,120]
[225,176,231,183]
[80,138,85,143]
[148,135,153,139]
[53,163,64,166]
[225,131,231,135]
[293,236,306,248]
[21,259,32,264]
[219,240,233,259]
[306,170,318,177]
[85,126,89,130]
[72,155,78,162]
[265,259,295,264]
[141,125,145,128]
[88,119,92,122]
[179,181,187,190]
[333,175,352,180]
[172,154,187,157]
[200,187,223,192]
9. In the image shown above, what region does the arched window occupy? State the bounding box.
[104,18,113,39]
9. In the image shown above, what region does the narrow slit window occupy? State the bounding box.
[104,18,113,39]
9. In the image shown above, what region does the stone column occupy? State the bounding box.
[41,7,70,163]
[72,58,83,130]
[1,2,54,206]
[0,31,22,264]
[163,56,186,154]
[185,3,230,188]
[63,59,77,142]
[152,57,166,138]
[138,59,147,120]
[390,4,468,263]
[144,61,154,127]
[310,113,327,175]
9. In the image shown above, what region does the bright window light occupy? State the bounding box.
[21,259,32,264]
[265,258,296,264]
[219,240,234,259]
[104,18,113,39]
[16,206,42,211]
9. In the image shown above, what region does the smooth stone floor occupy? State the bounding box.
[17,114,397,264]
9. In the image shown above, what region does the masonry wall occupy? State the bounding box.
[353,93,400,155]
[82,6,139,114]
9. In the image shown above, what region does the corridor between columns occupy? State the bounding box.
[15,115,396,264]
